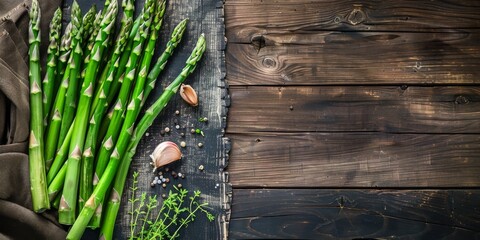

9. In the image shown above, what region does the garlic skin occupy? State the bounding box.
[180,84,198,106]
[150,141,181,171]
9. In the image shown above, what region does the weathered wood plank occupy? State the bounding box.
[226,32,480,85]
[227,86,480,133]
[225,0,480,43]
[229,189,480,239]
[228,133,480,187]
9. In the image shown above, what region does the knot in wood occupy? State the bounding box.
[251,35,266,51]
[347,8,366,26]
[455,95,469,105]
[333,16,342,24]
[262,57,277,68]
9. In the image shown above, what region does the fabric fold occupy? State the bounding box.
[0,0,67,239]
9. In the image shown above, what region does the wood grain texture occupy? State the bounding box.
[225,0,480,43]
[228,133,480,187]
[226,32,480,85]
[229,189,480,239]
[224,0,480,239]
[227,86,480,133]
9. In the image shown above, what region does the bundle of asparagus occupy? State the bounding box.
[27,0,206,238]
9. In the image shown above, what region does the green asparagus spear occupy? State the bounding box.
[52,190,62,209]
[46,119,73,185]
[55,23,73,92]
[85,12,102,60]
[142,18,187,107]
[82,5,97,44]
[47,160,66,202]
[44,66,71,168]
[105,7,143,107]
[67,34,206,240]
[80,11,102,80]
[58,0,118,225]
[41,8,62,128]
[97,103,115,146]
[28,0,50,212]
[58,1,83,156]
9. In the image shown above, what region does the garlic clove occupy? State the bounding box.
[150,141,181,170]
[180,84,198,106]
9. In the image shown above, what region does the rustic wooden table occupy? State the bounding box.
[69,0,480,239]
[225,0,480,239]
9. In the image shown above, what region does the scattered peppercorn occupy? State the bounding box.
[162,183,167,188]
[191,128,195,134]
[164,127,170,133]
[198,142,203,148]
[180,132,185,137]
[177,183,182,188]
[198,165,204,171]
[150,182,156,188]
[162,194,167,199]
[180,141,186,148]
[175,110,180,115]
[175,125,180,129]
[165,178,170,183]
[160,130,165,135]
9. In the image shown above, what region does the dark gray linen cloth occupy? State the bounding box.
[0,0,67,239]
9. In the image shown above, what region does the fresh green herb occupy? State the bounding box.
[127,172,214,240]
[195,128,205,136]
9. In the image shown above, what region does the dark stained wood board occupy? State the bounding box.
[70,0,230,239]
[227,86,480,133]
[225,0,480,43]
[226,32,480,86]
[229,189,480,239]
[223,0,480,239]
[228,133,480,188]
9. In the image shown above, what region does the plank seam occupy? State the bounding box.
[218,1,232,239]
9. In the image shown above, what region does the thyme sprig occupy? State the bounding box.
[128,172,214,239]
